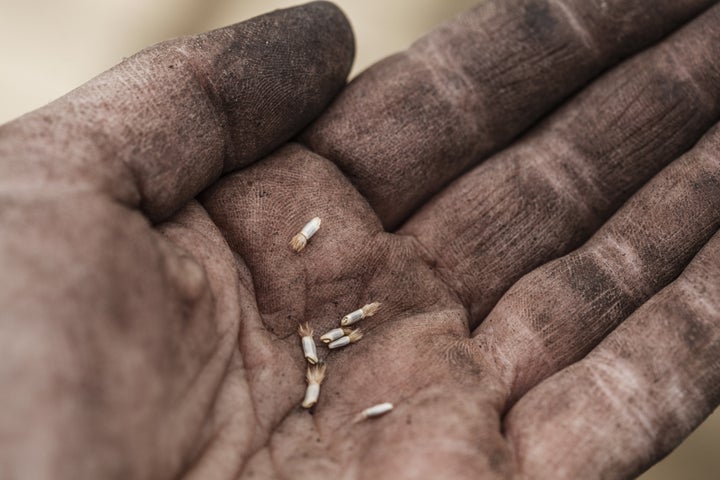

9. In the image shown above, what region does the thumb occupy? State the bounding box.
[0,1,354,221]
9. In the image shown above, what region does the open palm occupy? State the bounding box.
[2,1,720,479]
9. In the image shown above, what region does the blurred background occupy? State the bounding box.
[0,1,717,477]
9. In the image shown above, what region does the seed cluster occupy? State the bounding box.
[291,217,394,423]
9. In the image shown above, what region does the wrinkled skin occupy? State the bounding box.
[1,1,720,479]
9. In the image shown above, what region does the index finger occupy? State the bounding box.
[303,0,715,228]
[0,1,354,222]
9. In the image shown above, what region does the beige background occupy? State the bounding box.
[0,1,717,478]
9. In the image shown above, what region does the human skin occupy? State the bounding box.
[1,0,719,478]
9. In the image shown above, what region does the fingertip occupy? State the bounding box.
[300,1,356,66]
[200,1,356,172]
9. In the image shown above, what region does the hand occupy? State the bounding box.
[2,1,719,479]
[0,2,353,478]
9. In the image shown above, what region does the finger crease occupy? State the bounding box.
[547,0,599,54]
[400,231,474,328]
[174,45,237,175]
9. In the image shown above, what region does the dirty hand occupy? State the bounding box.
[2,1,720,479]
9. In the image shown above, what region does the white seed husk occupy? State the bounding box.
[302,364,326,409]
[354,402,394,423]
[320,327,346,344]
[340,302,381,326]
[328,336,351,349]
[290,217,321,253]
[302,383,320,408]
[302,336,318,364]
[341,309,364,326]
[300,217,321,239]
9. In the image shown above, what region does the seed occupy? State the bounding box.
[290,217,322,253]
[327,328,363,349]
[353,402,394,423]
[297,322,318,364]
[320,327,353,344]
[340,302,382,326]
[302,363,327,409]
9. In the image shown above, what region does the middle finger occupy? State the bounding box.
[303,0,712,228]
[401,4,720,327]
